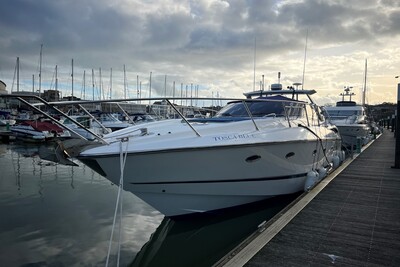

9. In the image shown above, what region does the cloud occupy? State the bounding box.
[1,0,400,104]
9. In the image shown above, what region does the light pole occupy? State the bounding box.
[393,77,400,168]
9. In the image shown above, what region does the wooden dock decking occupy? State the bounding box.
[221,130,400,266]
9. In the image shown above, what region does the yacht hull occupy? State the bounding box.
[336,124,370,147]
[79,138,340,216]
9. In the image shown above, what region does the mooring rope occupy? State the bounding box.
[106,137,129,267]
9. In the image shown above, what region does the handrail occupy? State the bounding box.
[1,94,321,141]
[116,103,136,124]
[242,100,259,131]
[165,99,201,137]
[77,104,111,134]
[7,95,109,144]
[15,97,88,140]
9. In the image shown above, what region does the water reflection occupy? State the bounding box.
[0,142,163,266]
[1,141,299,267]
[131,193,300,267]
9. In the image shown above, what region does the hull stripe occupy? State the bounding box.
[130,172,308,185]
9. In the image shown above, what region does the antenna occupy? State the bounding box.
[301,29,309,90]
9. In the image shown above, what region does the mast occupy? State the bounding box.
[32,74,35,93]
[301,29,308,89]
[99,67,103,100]
[172,81,175,104]
[180,83,183,108]
[140,81,142,102]
[71,59,74,114]
[109,68,112,99]
[17,57,20,92]
[123,64,127,99]
[253,36,256,91]
[92,69,95,101]
[362,59,367,106]
[71,59,74,99]
[164,75,167,97]
[149,71,152,105]
[55,65,58,91]
[39,44,43,97]
[83,70,86,100]
[137,75,139,101]
[190,83,193,106]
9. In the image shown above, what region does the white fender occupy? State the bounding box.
[304,171,319,191]
[332,155,340,169]
[317,167,327,180]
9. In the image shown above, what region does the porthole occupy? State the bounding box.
[246,155,261,162]
[285,152,295,159]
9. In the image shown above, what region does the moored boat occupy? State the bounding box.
[324,87,371,147]
[70,83,343,217]
[97,113,132,131]
[11,119,71,142]
[61,115,111,140]
[0,111,16,126]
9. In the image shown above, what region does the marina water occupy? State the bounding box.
[0,131,299,266]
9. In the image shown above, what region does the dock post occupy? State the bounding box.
[392,83,400,169]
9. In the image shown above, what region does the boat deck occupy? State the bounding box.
[219,130,400,266]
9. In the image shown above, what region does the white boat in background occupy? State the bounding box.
[130,113,156,124]
[97,113,132,131]
[70,84,343,217]
[0,117,16,126]
[11,119,71,142]
[0,111,16,126]
[324,87,371,147]
[61,115,111,141]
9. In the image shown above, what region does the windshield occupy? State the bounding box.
[326,109,361,119]
[215,100,303,118]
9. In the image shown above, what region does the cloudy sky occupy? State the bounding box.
[1,0,400,105]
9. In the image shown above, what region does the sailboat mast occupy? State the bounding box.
[253,36,256,92]
[362,59,367,106]
[149,71,152,105]
[164,75,167,98]
[17,57,20,92]
[110,68,112,99]
[124,64,127,99]
[55,65,58,91]
[71,59,74,114]
[71,59,74,99]
[32,74,35,93]
[301,29,308,89]
[137,75,139,100]
[83,70,86,100]
[39,44,43,97]
[92,69,95,101]
[99,68,101,100]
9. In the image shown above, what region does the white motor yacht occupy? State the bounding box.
[73,85,342,217]
[324,87,371,147]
